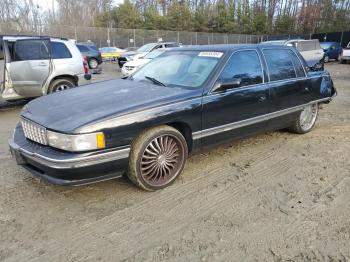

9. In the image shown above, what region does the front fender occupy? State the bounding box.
[76,97,203,149]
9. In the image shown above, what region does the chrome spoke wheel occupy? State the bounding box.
[300,104,318,131]
[139,134,185,187]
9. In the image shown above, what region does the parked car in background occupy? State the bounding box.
[10,44,336,190]
[0,36,91,101]
[121,49,165,77]
[76,42,102,69]
[99,47,126,61]
[320,42,343,62]
[118,42,181,68]
[261,39,325,70]
[340,42,350,64]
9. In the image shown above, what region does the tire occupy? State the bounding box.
[288,103,319,134]
[48,78,75,93]
[324,55,329,63]
[336,54,340,61]
[128,125,188,191]
[88,58,99,69]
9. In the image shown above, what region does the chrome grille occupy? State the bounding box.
[21,119,48,145]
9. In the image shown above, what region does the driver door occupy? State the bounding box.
[201,49,270,148]
[5,38,51,97]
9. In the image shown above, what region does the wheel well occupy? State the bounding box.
[50,75,78,87]
[167,122,193,153]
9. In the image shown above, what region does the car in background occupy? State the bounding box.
[261,39,325,70]
[121,49,165,77]
[340,42,350,64]
[118,42,181,68]
[99,47,126,61]
[76,42,102,69]
[320,42,343,62]
[0,36,91,101]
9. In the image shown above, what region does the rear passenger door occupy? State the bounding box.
[201,49,270,147]
[262,48,308,129]
[7,38,51,97]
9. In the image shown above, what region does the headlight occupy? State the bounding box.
[46,131,105,152]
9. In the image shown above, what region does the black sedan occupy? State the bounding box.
[9,44,336,191]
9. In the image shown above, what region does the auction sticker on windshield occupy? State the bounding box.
[198,52,223,58]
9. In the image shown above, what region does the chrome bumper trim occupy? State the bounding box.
[9,138,130,169]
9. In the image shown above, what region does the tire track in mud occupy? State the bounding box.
[6,127,350,261]
[10,136,297,261]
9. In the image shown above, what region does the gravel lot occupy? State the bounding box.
[0,63,349,261]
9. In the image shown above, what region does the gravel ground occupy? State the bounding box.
[0,63,349,261]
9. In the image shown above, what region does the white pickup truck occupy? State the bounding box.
[340,42,350,64]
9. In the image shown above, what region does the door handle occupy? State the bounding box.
[38,62,47,66]
[258,95,266,102]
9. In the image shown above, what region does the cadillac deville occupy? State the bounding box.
[9,45,336,191]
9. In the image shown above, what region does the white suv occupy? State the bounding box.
[0,36,91,101]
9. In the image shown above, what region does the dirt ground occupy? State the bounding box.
[0,63,349,262]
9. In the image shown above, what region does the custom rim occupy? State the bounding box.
[300,104,318,131]
[139,134,185,187]
[324,56,329,63]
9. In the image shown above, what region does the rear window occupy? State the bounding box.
[77,45,89,52]
[263,49,296,81]
[11,40,49,61]
[296,40,321,52]
[51,42,72,59]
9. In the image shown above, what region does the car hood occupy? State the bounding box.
[124,58,151,67]
[121,51,137,57]
[21,79,198,134]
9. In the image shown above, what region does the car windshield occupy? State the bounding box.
[131,51,222,88]
[144,50,164,59]
[320,43,332,49]
[137,43,158,53]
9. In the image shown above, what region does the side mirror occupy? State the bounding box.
[213,78,242,92]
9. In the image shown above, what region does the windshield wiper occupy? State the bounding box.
[144,76,166,86]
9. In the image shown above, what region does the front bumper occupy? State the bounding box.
[77,73,92,86]
[9,124,130,186]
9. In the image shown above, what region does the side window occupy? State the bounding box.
[51,42,72,59]
[13,40,49,61]
[288,50,305,78]
[217,50,263,88]
[263,49,296,81]
[76,45,89,53]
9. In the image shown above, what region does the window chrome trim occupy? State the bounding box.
[209,49,265,94]
[192,98,331,140]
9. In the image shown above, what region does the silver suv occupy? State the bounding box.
[0,36,91,101]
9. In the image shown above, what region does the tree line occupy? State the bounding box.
[1,0,349,35]
[94,0,350,34]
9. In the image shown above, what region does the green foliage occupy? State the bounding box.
[93,0,350,34]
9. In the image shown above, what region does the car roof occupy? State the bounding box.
[170,44,292,52]
[1,35,69,41]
